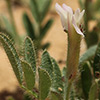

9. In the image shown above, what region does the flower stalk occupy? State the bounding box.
[66,29,81,100]
[55,3,85,100]
[67,29,81,80]
[66,80,72,100]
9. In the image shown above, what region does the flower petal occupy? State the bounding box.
[55,3,68,30]
[74,8,80,22]
[78,10,85,22]
[55,3,67,17]
[62,4,73,15]
[74,9,85,24]
[72,16,84,37]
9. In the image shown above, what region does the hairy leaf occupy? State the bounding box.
[21,61,35,90]
[30,0,39,22]
[51,58,63,94]
[81,62,92,99]
[0,33,22,84]
[79,45,97,65]
[24,37,36,73]
[23,13,35,40]
[38,68,51,100]
[41,50,53,78]
[2,16,14,37]
[37,0,52,21]
[40,19,53,41]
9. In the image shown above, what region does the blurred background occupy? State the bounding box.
[0,0,100,99]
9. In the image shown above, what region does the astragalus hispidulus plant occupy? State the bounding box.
[0,3,100,100]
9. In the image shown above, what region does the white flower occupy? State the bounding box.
[55,3,85,37]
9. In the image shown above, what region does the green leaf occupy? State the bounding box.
[88,81,98,100]
[81,62,92,99]
[62,67,66,78]
[30,0,39,23]
[79,45,97,65]
[40,19,53,41]
[50,91,63,100]
[51,58,63,94]
[24,36,36,73]
[23,13,35,40]
[38,67,51,100]
[37,0,52,21]
[1,16,14,37]
[1,16,20,44]
[21,61,35,90]
[41,50,53,78]
[93,42,100,78]
[0,33,22,84]
[0,23,14,44]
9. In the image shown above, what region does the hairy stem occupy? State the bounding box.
[65,28,81,100]
[66,80,72,100]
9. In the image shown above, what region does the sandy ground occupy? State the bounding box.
[0,0,86,92]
